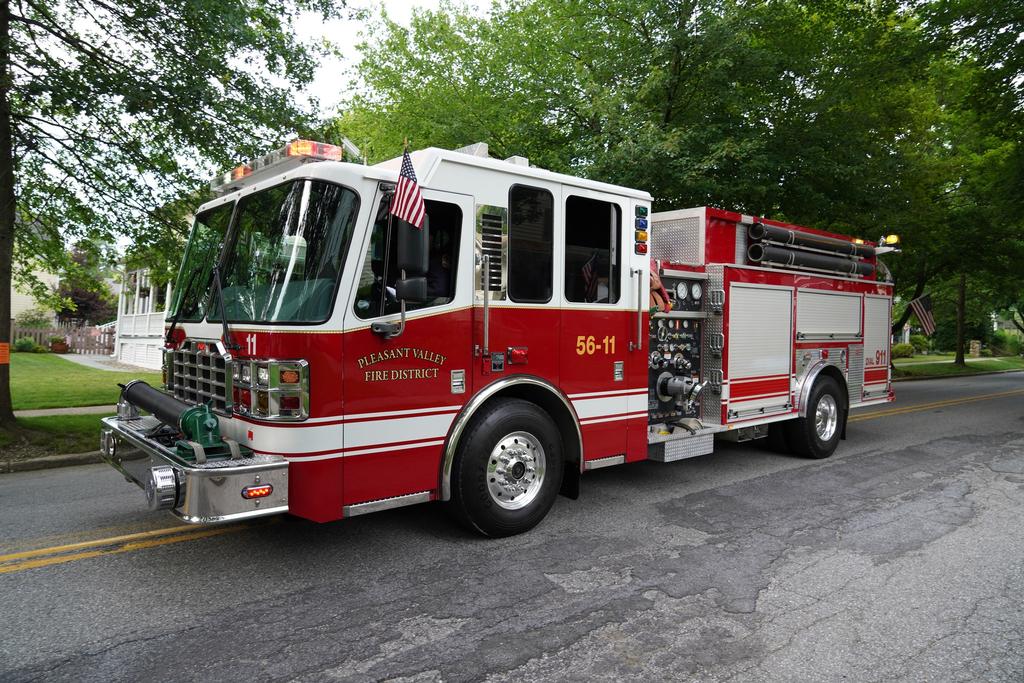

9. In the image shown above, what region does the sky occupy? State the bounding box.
[292,0,451,113]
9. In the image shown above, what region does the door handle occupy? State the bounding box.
[629,267,643,352]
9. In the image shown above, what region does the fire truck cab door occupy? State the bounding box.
[341,187,475,506]
[558,186,638,463]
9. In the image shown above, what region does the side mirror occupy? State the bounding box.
[395,276,428,303]
[396,216,429,277]
[370,216,431,339]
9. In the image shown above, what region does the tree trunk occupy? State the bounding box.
[954,272,966,367]
[0,0,14,427]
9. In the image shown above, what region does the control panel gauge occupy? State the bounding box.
[675,282,688,300]
[690,282,703,300]
[647,314,703,423]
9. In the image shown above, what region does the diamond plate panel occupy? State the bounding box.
[651,216,701,264]
[734,222,748,265]
[648,434,715,462]
[701,265,725,424]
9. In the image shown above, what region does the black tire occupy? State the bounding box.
[449,398,564,537]
[784,376,845,459]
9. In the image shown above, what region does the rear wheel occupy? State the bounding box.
[449,398,563,537]
[785,376,844,459]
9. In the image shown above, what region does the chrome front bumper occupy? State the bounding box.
[99,416,289,524]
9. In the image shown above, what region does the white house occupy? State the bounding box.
[113,268,170,369]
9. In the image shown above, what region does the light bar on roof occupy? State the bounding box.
[209,139,346,194]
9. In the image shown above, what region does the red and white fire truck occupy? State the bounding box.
[99,140,897,536]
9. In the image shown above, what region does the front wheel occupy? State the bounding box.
[449,398,564,537]
[784,376,845,459]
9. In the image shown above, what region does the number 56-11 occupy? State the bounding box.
[575,335,616,355]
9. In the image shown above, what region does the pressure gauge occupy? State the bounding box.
[675,282,688,300]
[690,282,703,300]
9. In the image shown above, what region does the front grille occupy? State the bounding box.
[168,339,231,413]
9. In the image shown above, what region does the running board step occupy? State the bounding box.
[343,491,432,518]
[584,455,626,471]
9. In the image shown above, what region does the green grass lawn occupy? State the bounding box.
[0,413,114,460]
[11,353,161,410]
[893,356,1024,378]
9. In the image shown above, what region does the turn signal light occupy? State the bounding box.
[241,484,273,499]
[279,369,301,384]
[286,139,343,161]
[231,164,253,180]
[508,347,528,364]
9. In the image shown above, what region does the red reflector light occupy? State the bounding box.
[508,347,528,364]
[280,395,301,411]
[241,484,273,499]
[821,349,830,359]
[634,242,649,254]
[286,139,343,161]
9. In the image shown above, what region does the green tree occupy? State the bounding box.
[344,0,1023,362]
[55,243,118,324]
[0,0,342,428]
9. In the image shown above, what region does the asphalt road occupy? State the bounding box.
[2,373,1022,682]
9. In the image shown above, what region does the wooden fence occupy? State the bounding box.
[13,324,116,355]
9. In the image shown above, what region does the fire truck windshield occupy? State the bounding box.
[208,179,360,324]
[167,201,232,323]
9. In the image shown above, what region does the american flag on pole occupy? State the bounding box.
[390,149,425,229]
[582,251,599,302]
[909,294,936,336]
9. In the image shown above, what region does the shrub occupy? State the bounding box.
[13,337,37,352]
[15,307,53,329]
[909,334,930,354]
[891,343,914,358]
[991,330,1022,356]
[48,335,66,344]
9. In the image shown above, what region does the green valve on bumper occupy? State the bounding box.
[119,380,253,463]
[175,403,252,462]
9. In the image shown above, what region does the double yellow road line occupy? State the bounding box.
[1,386,1019,576]
[0,523,249,575]
[849,387,1024,423]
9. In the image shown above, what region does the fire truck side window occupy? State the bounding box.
[564,196,621,304]
[353,198,462,319]
[508,185,554,303]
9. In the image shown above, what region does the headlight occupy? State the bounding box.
[230,359,309,421]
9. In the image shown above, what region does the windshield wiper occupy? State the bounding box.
[165,266,201,345]
[211,265,240,352]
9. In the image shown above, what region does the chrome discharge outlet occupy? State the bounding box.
[145,466,181,511]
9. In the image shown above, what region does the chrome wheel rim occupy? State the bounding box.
[486,431,546,510]
[815,394,838,441]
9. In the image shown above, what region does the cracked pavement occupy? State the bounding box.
[1,373,1022,681]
